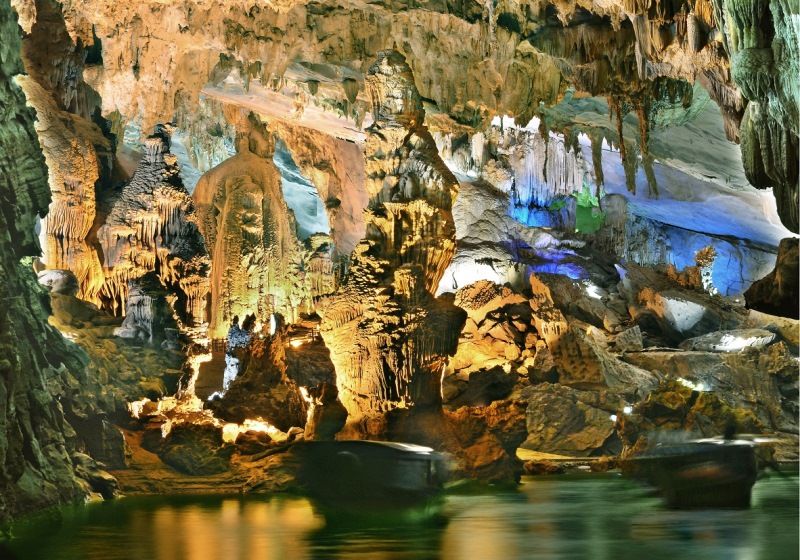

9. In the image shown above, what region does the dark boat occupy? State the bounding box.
[298,440,448,514]
[622,437,760,508]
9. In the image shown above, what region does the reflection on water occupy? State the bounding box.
[4,473,797,560]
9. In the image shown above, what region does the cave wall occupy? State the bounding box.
[0,0,88,530]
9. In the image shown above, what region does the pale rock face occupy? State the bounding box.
[18,75,110,306]
[678,328,776,352]
[618,263,750,343]
[37,268,79,296]
[268,120,368,258]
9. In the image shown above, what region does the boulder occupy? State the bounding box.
[618,263,748,343]
[37,269,79,296]
[211,320,308,432]
[678,328,775,352]
[157,423,235,476]
[615,379,766,456]
[445,400,529,483]
[623,342,798,434]
[454,280,527,325]
[530,273,624,333]
[745,237,799,319]
[615,325,644,353]
[521,383,626,457]
[305,382,348,441]
[549,324,660,397]
[72,452,119,499]
[445,366,518,408]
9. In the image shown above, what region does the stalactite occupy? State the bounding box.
[590,131,605,189]
[686,10,701,52]
[637,101,650,157]
[642,152,659,198]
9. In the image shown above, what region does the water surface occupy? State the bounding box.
[5,473,797,560]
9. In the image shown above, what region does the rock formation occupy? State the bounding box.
[745,237,799,319]
[0,1,87,526]
[210,317,309,432]
[0,0,131,528]
[17,75,111,306]
[2,0,798,519]
[193,114,338,340]
[15,0,794,230]
[320,51,465,422]
[97,130,210,325]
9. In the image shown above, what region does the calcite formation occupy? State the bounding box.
[97,130,210,325]
[320,51,465,422]
[211,317,309,432]
[11,0,797,231]
[17,75,111,305]
[194,114,337,340]
[745,237,799,319]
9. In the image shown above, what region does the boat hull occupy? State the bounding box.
[298,440,447,513]
[624,441,758,508]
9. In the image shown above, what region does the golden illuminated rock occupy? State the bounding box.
[321,51,465,420]
[193,115,321,339]
[97,130,210,325]
[17,75,110,306]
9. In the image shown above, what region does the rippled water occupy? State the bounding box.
[4,473,798,560]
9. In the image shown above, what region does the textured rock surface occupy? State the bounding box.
[745,237,799,319]
[20,0,792,229]
[624,342,799,437]
[194,115,335,339]
[211,320,309,432]
[98,131,210,325]
[0,0,125,529]
[3,0,798,507]
[522,383,625,457]
[320,51,465,420]
[0,0,80,529]
[18,75,111,305]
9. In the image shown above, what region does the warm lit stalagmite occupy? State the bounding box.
[193,115,312,339]
[17,75,111,305]
[320,51,465,424]
[97,129,210,325]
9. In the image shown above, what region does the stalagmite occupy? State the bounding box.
[97,129,210,327]
[194,114,338,339]
[320,51,466,423]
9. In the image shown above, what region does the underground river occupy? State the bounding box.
[4,472,798,560]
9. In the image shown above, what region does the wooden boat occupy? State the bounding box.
[298,440,448,514]
[623,438,759,508]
